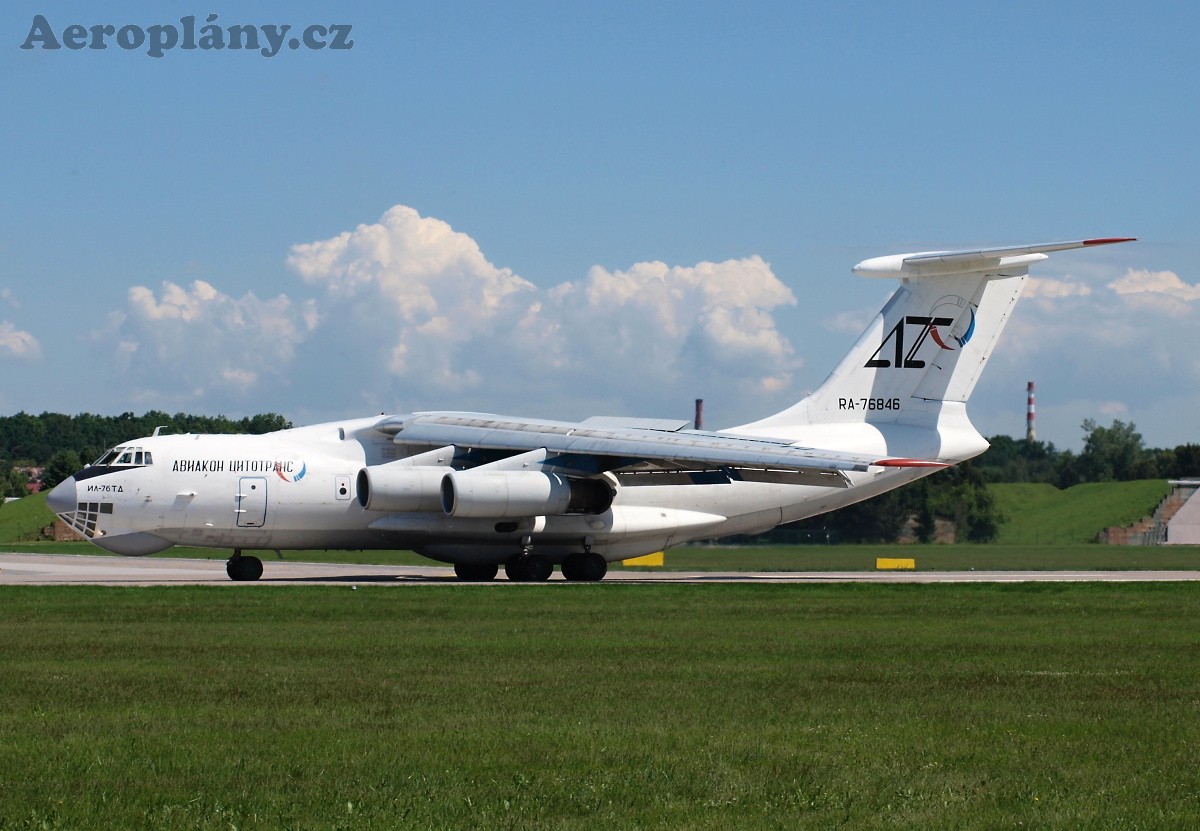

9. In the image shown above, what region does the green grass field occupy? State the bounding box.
[0,493,56,543]
[990,480,1171,544]
[2,584,1199,830]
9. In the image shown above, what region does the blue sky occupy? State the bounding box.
[2,1,1197,451]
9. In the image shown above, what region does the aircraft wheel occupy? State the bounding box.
[562,553,607,582]
[503,557,527,581]
[526,555,553,581]
[454,562,499,581]
[504,555,553,582]
[226,555,263,582]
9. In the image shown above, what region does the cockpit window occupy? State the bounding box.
[91,446,154,468]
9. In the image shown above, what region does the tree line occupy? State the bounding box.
[3,412,1197,542]
[785,419,1199,544]
[1,411,290,496]
[975,419,1200,487]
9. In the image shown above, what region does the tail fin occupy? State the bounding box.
[739,239,1133,442]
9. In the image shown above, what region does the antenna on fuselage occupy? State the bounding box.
[151,426,168,437]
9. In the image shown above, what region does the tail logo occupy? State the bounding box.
[866,295,978,369]
[928,295,977,351]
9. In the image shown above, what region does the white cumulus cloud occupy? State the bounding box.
[0,321,41,360]
[1000,265,1200,364]
[1107,268,1200,316]
[287,205,802,416]
[104,279,317,398]
[288,205,534,320]
[288,205,536,389]
[980,261,1200,446]
[1024,277,1093,299]
[537,257,798,383]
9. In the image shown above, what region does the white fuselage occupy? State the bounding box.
[49,415,933,564]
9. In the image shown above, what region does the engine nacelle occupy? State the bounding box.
[356,465,445,512]
[440,471,613,518]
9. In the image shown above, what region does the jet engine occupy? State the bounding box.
[440,470,613,518]
[356,465,445,512]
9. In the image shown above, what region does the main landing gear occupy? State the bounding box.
[489,538,608,583]
[226,549,263,582]
[560,552,607,582]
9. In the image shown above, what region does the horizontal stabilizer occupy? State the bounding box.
[853,237,1135,279]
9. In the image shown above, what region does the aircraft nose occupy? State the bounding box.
[46,475,77,514]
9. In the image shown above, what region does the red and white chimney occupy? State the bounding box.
[1026,381,1036,442]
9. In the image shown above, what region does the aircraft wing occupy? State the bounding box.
[374,412,887,477]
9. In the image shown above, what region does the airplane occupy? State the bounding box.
[46,237,1133,582]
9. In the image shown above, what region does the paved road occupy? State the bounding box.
[4,552,1200,586]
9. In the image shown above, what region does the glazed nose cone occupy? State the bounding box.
[46,475,77,514]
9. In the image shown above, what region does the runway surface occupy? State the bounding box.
[4,552,1200,586]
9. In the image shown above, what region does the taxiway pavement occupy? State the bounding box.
[3,552,1200,586]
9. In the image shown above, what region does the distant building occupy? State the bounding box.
[15,466,44,494]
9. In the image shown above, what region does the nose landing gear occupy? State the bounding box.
[503,535,553,582]
[504,554,553,582]
[226,550,263,581]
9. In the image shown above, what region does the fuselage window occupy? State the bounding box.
[117,452,134,465]
[134,451,143,465]
[144,452,153,465]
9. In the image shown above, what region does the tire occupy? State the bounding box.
[525,555,553,582]
[562,553,607,582]
[504,557,527,582]
[505,555,553,582]
[227,555,263,581]
[454,562,499,581]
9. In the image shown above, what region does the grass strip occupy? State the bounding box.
[1,583,1199,830]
